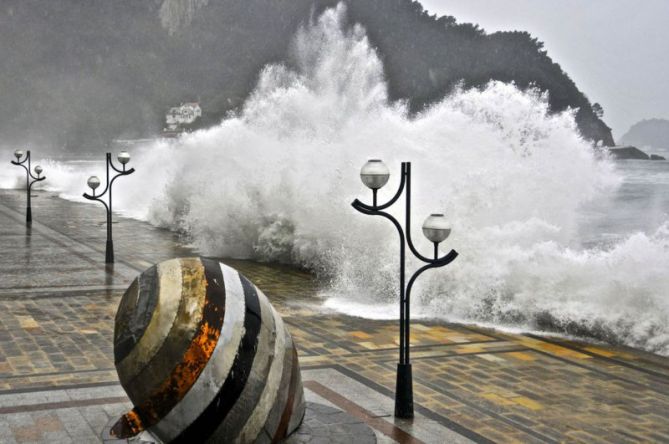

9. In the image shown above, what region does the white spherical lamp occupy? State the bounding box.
[117,151,130,165]
[88,176,101,192]
[360,159,390,190]
[422,214,451,244]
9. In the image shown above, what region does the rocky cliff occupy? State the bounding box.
[0,0,614,151]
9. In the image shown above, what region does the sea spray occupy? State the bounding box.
[3,4,668,355]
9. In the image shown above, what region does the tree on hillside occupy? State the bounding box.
[592,103,604,118]
[0,0,614,150]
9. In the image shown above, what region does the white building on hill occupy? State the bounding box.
[165,102,202,131]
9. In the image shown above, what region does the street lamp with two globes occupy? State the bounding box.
[10,150,46,225]
[352,159,458,419]
[83,151,134,263]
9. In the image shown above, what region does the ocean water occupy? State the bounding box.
[579,158,669,246]
[1,5,668,355]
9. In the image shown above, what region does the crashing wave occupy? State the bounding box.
[4,4,668,355]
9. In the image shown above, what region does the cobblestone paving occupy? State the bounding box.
[1,190,669,443]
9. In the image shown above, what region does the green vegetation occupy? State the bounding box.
[0,0,613,151]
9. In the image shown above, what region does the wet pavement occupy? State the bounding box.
[1,189,669,443]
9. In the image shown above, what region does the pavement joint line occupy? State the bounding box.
[0,384,126,408]
[0,367,117,381]
[0,381,121,396]
[301,366,478,443]
[0,202,141,275]
[524,333,669,380]
[339,343,527,363]
[528,348,669,397]
[0,265,96,273]
[412,369,560,444]
[0,203,105,267]
[337,339,507,354]
[0,223,130,288]
[460,324,669,391]
[284,318,359,353]
[313,364,496,444]
[374,347,531,364]
[0,396,129,415]
[362,345,533,364]
[304,380,424,444]
[0,285,127,299]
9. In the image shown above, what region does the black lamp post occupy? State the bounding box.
[10,150,46,225]
[83,151,134,263]
[352,160,458,419]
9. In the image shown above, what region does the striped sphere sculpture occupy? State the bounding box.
[110,257,305,443]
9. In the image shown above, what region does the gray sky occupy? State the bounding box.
[420,0,669,140]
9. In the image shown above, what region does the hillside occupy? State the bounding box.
[621,118,669,150]
[0,0,614,151]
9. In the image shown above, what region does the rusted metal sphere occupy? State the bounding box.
[111,257,306,443]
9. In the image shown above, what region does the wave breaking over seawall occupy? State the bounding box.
[4,5,669,355]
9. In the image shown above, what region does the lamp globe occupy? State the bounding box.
[360,159,390,190]
[422,214,451,244]
[117,151,130,165]
[87,176,101,192]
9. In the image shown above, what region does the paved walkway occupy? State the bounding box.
[1,190,669,443]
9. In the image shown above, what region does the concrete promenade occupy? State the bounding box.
[1,189,669,443]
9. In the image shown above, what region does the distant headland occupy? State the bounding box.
[621,118,669,151]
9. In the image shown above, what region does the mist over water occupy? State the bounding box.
[3,5,668,355]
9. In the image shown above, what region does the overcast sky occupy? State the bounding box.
[420,0,669,140]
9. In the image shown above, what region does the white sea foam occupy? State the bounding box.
[2,5,668,354]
